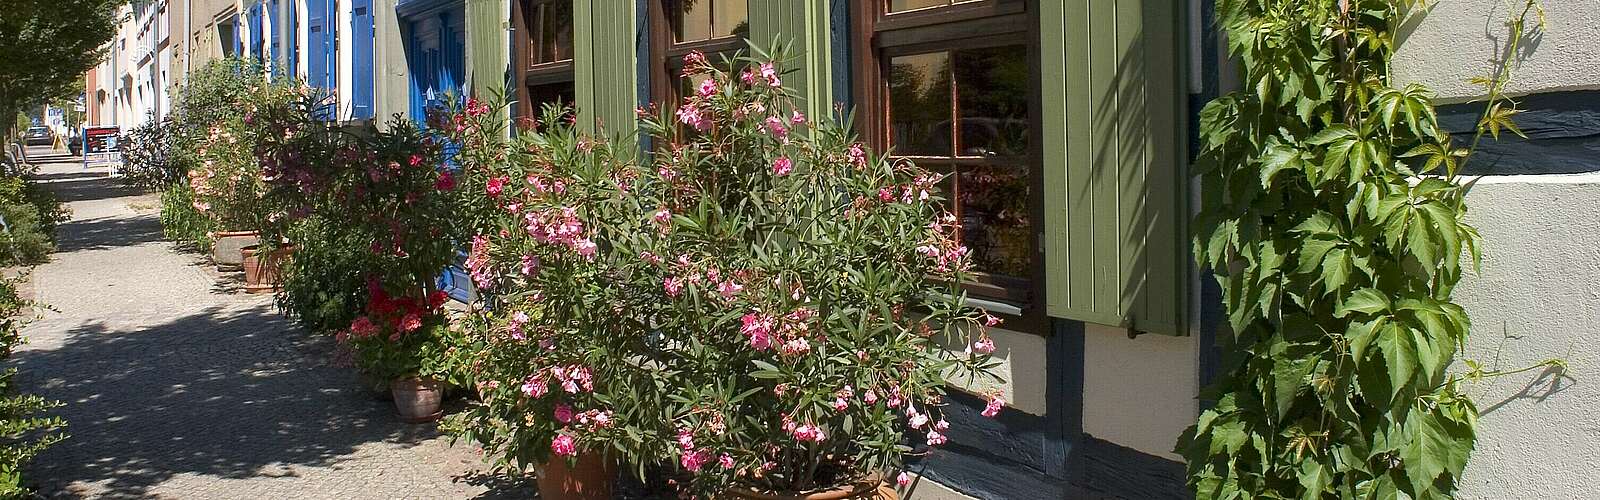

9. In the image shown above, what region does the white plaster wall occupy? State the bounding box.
[338,0,354,120]
[940,327,1050,415]
[1394,0,1600,101]
[1449,174,1600,499]
[1082,323,1199,460]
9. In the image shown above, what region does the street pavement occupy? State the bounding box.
[12,147,532,499]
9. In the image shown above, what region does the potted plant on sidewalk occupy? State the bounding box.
[443,45,1008,499]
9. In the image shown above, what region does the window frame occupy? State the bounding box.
[646,0,747,106]
[852,0,1047,333]
[512,0,576,121]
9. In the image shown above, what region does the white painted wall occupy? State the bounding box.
[1393,2,1600,498]
[1082,324,1199,460]
[1393,0,1600,101]
[1446,174,1600,499]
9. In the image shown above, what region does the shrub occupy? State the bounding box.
[444,49,1005,496]
[0,175,68,266]
[117,117,180,190]
[0,276,67,498]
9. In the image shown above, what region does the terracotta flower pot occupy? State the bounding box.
[212,230,259,270]
[241,244,294,294]
[538,451,614,500]
[391,377,443,423]
[729,480,899,500]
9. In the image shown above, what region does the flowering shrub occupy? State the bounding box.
[170,58,300,233]
[249,92,472,383]
[444,48,1005,496]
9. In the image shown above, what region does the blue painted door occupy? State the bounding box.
[351,0,375,119]
[403,5,468,301]
[230,15,242,56]
[306,0,328,87]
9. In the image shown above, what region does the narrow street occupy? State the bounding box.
[12,147,527,499]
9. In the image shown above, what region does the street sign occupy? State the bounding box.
[83,126,121,168]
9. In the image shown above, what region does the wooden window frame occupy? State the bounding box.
[646,0,746,106]
[512,0,575,120]
[852,0,1047,334]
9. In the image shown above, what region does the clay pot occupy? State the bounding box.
[241,244,294,294]
[729,480,899,500]
[537,451,615,500]
[212,231,260,270]
[391,377,444,423]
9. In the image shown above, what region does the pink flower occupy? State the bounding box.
[349,316,378,338]
[982,313,1003,327]
[409,154,424,168]
[926,431,948,446]
[486,176,508,197]
[832,398,849,412]
[878,187,895,203]
[716,280,743,299]
[653,208,672,226]
[640,251,663,265]
[664,277,685,297]
[465,97,489,117]
[697,78,718,97]
[680,448,711,472]
[435,170,456,190]
[398,312,423,333]
[554,404,574,423]
[521,254,540,275]
[982,395,1006,418]
[791,110,806,124]
[676,428,696,450]
[521,373,549,398]
[759,62,781,87]
[897,472,912,487]
[573,238,597,260]
[764,116,789,140]
[791,423,826,442]
[780,337,811,356]
[741,313,775,351]
[719,453,735,469]
[973,337,996,354]
[934,419,950,432]
[740,69,757,86]
[682,51,708,74]
[909,412,929,429]
[771,157,793,176]
[551,434,577,457]
[675,104,711,132]
[863,390,879,405]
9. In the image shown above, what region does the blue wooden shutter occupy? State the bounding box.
[306,0,327,87]
[269,0,282,76]
[231,15,243,56]
[327,0,339,97]
[286,0,298,76]
[249,4,264,61]
[351,0,374,119]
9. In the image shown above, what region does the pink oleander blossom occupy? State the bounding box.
[926,430,948,446]
[719,453,735,469]
[741,313,775,351]
[716,280,743,299]
[759,62,781,87]
[554,403,574,423]
[681,448,711,472]
[697,78,718,97]
[486,176,508,197]
[771,156,793,176]
[664,276,685,297]
[973,337,996,354]
[764,116,788,141]
[982,395,1006,418]
[551,434,577,457]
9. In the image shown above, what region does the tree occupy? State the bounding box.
[0,0,125,141]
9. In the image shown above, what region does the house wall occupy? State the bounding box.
[1392,1,1600,498]
[374,0,409,122]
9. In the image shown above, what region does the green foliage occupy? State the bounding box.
[0,0,124,139]
[117,118,181,190]
[274,215,371,334]
[442,46,1003,496]
[0,173,69,266]
[0,276,67,499]
[1178,1,1543,498]
[158,183,215,251]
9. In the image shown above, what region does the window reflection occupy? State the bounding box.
[887,52,951,156]
[672,0,748,44]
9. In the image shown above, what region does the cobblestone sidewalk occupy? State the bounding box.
[14,149,531,499]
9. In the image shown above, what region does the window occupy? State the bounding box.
[647,0,747,104]
[513,0,575,123]
[853,0,1041,325]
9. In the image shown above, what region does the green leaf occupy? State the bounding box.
[1339,288,1391,317]
[1401,409,1472,496]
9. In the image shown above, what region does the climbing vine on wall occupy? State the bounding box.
[1180,0,1544,498]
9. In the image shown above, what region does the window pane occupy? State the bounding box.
[672,0,713,43]
[542,1,573,63]
[713,0,748,39]
[958,163,1031,278]
[954,45,1029,157]
[888,0,948,13]
[887,52,952,156]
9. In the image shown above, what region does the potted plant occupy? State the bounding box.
[443,46,1007,499]
[239,243,294,293]
[340,282,459,422]
[182,74,300,270]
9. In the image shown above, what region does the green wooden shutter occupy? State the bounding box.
[573,0,639,137]
[748,0,833,120]
[466,0,508,100]
[1042,0,1188,336]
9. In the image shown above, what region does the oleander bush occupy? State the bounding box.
[443,48,1007,497]
[116,117,180,190]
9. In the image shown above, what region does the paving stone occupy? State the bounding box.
[14,151,536,499]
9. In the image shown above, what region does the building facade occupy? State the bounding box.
[82,1,1600,498]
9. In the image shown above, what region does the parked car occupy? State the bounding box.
[24,127,52,146]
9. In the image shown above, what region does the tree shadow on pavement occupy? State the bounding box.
[11,303,468,499]
[53,215,165,254]
[32,175,144,204]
